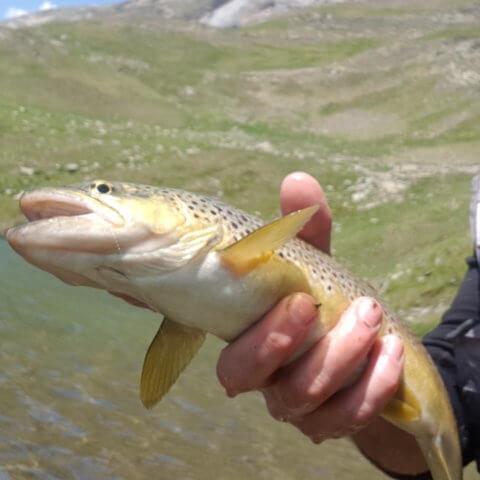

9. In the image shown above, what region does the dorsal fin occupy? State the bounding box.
[221,205,319,276]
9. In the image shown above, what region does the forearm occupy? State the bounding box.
[352,418,428,477]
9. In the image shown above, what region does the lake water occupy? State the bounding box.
[0,239,475,480]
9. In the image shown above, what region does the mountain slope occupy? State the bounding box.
[2,0,222,29]
[2,0,344,29]
[0,0,479,325]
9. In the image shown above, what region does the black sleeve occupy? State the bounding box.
[378,257,480,480]
[424,255,480,345]
[382,255,480,479]
[422,255,480,470]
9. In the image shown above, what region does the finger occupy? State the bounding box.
[293,334,404,442]
[263,297,382,420]
[217,293,318,397]
[280,172,332,253]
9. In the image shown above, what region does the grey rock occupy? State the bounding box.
[65,163,79,173]
[19,166,35,176]
[201,0,344,29]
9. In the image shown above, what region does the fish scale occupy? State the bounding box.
[7,179,462,480]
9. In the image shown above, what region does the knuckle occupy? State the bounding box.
[216,347,248,394]
[269,409,287,423]
[216,351,230,388]
[307,369,331,401]
[216,359,236,394]
[262,332,293,357]
[265,383,312,422]
[293,418,314,437]
[309,434,326,445]
[264,394,288,423]
[276,380,317,417]
[337,401,358,425]
[355,400,376,425]
[272,368,333,417]
[295,420,329,443]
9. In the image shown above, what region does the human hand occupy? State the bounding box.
[216,171,404,443]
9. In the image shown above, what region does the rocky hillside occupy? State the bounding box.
[3,0,346,29]
[1,0,479,327]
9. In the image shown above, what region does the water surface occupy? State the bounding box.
[0,239,475,479]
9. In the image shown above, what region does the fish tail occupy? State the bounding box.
[416,430,462,480]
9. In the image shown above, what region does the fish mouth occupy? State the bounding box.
[6,188,126,255]
[19,189,125,226]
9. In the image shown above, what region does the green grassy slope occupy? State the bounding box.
[1,0,479,331]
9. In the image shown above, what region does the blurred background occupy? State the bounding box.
[0,0,479,478]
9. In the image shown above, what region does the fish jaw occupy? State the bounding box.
[6,187,181,288]
[7,188,125,252]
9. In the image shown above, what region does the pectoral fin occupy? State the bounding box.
[140,318,206,409]
[222,205,319,276]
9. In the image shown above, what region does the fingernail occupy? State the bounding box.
[383,335,404,361]
[357,298,382,329]
[288,294,317,327]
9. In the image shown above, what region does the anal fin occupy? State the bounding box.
[382,381,421,423]
[140,318,205,409]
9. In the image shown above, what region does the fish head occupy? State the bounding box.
[6,180,222,295]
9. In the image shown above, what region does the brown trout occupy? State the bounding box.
[6,180,462,480]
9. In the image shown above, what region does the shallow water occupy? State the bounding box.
[0,239,476,480]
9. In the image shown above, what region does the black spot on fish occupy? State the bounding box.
[134,192,151,198]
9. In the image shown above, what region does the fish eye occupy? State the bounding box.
[96,183,111,194]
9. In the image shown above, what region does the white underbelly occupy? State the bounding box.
[138,252,274,341]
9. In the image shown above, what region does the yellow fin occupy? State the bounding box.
[382,382,421,422]
[383,398,419,422]
[140,319,205,409]
[417,431,463,480]
[221,205,319,276]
